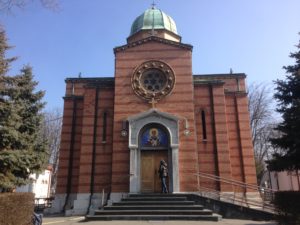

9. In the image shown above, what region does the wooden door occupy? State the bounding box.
[141,150,168,193]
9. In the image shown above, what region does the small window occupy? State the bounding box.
[102,111,107,143]
[201,110,207,140]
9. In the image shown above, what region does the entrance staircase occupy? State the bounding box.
[86,193,222,221]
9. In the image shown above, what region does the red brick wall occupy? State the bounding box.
[56,97,83,194]
[77,87,114,193]
[94,88,114,193]
[57,83,114,194]
[234,94,257,187]
[225,95,244,185]
[194,79,257,193]
[194,85,219,191]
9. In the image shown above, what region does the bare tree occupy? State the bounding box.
[0,0,60,12]
[40,108,62,196]
[248,82,276,182]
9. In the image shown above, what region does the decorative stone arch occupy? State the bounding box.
[127,109,179,193]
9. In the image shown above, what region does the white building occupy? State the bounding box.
[17,166,52,205]
[261,170,300,191]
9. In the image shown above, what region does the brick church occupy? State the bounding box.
[52,7,257,215]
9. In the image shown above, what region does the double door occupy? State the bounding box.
[141,150,168,193]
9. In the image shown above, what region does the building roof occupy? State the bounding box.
[65,77,114,88]
[65,74,246,86]
[193,73,246,80]
[130,7,178,36]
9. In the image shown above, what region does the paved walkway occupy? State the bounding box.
[43,216,276,225]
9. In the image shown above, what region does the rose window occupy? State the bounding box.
[131,60,176,101]
[141,69,167,92]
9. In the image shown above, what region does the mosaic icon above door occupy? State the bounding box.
[140,127,168,149]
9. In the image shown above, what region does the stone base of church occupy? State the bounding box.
[193,191,262,207]
[65,193,90,216]
[44,193,67,214]
[47,191,262,216]
[246,191,263,208]
[107,192,129,206]
[218,191,262,208]
[46,193,108,216]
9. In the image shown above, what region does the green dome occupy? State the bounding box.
[130,8,178,36]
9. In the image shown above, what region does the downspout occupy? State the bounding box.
[209,85,220,191]
[86,87,100,215]
[63,96,77,212]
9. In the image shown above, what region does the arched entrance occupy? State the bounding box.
[127,109,179,193]
[139,124,170,193]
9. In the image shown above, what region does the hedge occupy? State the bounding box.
[0,192,34,225]
[274,191,300,225]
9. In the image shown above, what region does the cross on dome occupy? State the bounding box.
[151,0,156,9]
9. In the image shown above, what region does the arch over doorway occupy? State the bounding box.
[127,109,179,193]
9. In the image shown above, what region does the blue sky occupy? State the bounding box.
[0,0,299,110]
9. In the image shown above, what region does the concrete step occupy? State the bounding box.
[94,209,213,216]
[113,200,195,205]
[86,214,222,221]
[86,194,222,221]
[129,193,186,198]
[103,205,204,211]
[122,196,187,201]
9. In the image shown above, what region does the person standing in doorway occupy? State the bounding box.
[158,160,168,193]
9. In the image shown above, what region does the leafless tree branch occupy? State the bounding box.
[248,82,277,182]
[40,108,62,196]
[0,0,60,13]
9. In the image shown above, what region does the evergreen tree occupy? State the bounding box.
[268,35,300,171]
[0,29,18,152]
[0,29,47,191]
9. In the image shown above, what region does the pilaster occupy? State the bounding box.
[235,94,258,189]
[211,85,233,192]
[77,88,97,193]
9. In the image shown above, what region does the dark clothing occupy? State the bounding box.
[158,161,168,193]
[32,213,43,225]
[159,164,168,178]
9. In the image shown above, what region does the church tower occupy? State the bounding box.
[53,6,258,215]
[111,6,198,197]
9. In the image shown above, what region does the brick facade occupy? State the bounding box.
[55,11,257,214]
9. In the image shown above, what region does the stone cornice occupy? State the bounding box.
[193,73,246,79]
[114,36,193,53]
[65,77,114,83]
[63,96,84,100]
[193,80,225,86]
[64,73,246,88]
[65,77,115,88]
[224,91,248,97]
[127,108,179,122]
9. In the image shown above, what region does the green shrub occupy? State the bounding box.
[274,191,300,225]
[0,192,34,225]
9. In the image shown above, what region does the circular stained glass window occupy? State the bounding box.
[141,69,167,92]
[131,60,176,101]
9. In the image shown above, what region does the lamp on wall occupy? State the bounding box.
[183,118,190,136]
[121,120,128,137]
